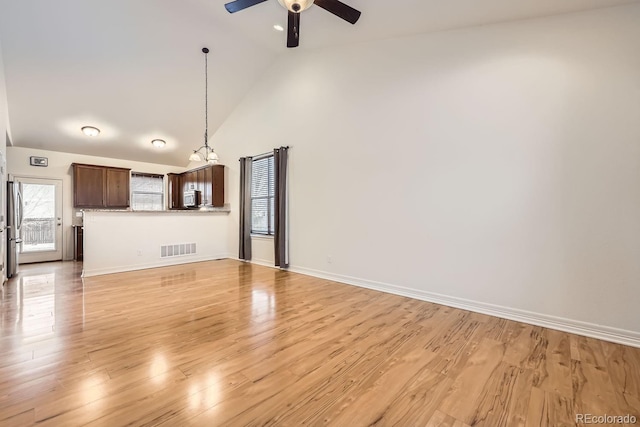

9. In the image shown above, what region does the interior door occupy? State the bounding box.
[16,177,63,264]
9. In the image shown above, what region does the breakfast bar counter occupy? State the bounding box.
[82,208,230,277]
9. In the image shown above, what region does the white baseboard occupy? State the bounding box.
[283,265,640,348]
[82,254,228,277]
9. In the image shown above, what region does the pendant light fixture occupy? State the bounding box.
[189,47,219,164]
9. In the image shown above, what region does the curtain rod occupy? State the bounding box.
[240,146,290,161]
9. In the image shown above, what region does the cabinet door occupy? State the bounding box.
[75,227,84,261]
[203,166,213,206]
[105,168,130,208]
[73,165,105,207]
[182,171,194,193]
[167,174,182,209]
[211,165,225,207]
[196,168,205,204]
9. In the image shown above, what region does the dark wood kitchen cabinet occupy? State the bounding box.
[171,164,224,208]
[73,225,83,261]
[167,173,182,209]
[209,164,224,207]
[105,168,130,208]
[72,163,131,208]
[73,164,105,207]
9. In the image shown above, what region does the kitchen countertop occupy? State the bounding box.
[82,205,231,214]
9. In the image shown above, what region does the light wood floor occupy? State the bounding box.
[1,260,638,426]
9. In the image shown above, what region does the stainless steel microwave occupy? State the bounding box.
[183,190,201,208]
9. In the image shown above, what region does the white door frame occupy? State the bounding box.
[13,176,64,264]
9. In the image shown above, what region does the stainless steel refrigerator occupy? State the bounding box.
[7,181,23,278]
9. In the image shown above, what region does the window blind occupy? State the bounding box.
[251,155,274,234]
[131,172,165,211]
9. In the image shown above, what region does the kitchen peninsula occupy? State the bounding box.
[82,207,230,277]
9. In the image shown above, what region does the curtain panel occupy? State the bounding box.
[274,147,289,268]
[239,156,252,261]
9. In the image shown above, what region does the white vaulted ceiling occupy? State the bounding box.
[0,0,638,166]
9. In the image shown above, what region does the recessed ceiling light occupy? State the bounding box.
[81,126,100,137]
[151,139,166,148]
[273,24,284,32]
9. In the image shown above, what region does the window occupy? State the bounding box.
[251,155,274,235]
[131,173,164,211]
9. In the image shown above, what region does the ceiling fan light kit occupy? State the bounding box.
[224,0,361,48]
[278,0,314,13]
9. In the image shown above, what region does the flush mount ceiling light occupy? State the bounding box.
[81,126,100,137]
[188,48,219,164]
[225,0,361,48]
[151,139,166,148]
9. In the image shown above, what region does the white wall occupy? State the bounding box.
[0,39,8,155]
[212,4,640,342]
[83,211,229,277]
[6,147,185,260]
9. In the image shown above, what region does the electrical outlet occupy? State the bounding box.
[137,250,143,256]
[327,255,332,264]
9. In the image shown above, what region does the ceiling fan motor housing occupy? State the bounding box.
[278,0,314,13]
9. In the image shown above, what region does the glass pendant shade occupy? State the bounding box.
[277,0,314,12]
[207,151,219,164]
[189,152,200,162]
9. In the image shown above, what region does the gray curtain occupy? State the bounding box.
[239,156,252,261]
[274,147,289,268]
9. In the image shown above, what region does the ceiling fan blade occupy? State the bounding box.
[224,0,268,13]
[314,0,361,24]
[287,11,300,48]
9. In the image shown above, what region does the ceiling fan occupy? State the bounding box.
[224,0,361,48]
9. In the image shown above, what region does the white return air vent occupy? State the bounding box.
[161,243,197,258]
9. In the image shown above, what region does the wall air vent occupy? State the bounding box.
[160,243,197,258]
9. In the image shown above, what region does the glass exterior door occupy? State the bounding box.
[17,177,63,263]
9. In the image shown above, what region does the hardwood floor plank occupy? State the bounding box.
[569,336,581,362]
[0,260,638,426]
[0,408,34,427]
[426,410,471,427]
[436,338,506,424]
[571,360,620,420]
[576,336,608,369]
[603,344,640,419]
[468,361,534,426]
[525,387,575,427]
[534,329,572,397]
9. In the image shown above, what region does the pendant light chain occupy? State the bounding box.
[189,47,218,164]
[204,48,208,145]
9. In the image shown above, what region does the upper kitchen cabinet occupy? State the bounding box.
[72,163,131,208]
[105,168,130,208]
[73,164,105,207]
[173,164,224,208]
[167,173,182,210]
[209,164,224,207]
